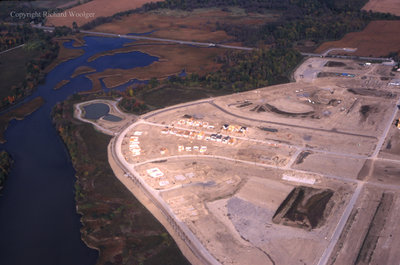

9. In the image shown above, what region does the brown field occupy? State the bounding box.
[316,21,400,57]
[85,42,225,90]
[94,8,278,43]
[46,0,157,27]
[362,0,400,16]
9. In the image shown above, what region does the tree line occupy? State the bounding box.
[0,24,75,109]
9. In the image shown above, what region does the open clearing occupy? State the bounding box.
[362,0,400,16]
[315,21,400,57]
[76,56,400,264]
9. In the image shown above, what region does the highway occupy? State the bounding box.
[0,44,25,55]
[0,23,392,63]
[110,119,220,265]
[317,182,364,265]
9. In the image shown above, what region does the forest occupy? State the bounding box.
[0,24,73,109]
[142,0,398,47]
[118,46,302,113]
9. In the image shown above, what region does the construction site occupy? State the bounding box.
[100,56,400,265]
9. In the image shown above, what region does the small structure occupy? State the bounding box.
[159,180,169,187]
[160,147,167,155]
[174,175,186,181]
[147,168,164,178]
[389,79,400,86]
[282,174,315,185]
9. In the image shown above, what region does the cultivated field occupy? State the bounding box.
[46,0,158,27]
[316,21,400,57]
[362,0,400,16]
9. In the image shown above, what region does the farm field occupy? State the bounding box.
[45,0,157,27]
[315,20,400,57]
[362,0,400,16]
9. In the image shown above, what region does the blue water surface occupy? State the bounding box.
[0,35,158,265]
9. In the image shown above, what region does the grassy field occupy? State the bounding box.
[316,20,400,57]
[139,84,229,109]
[0,46,39,100]
[94,7,278,43]
[53,98,191,265]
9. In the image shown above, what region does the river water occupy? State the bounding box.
[0,36,158,265]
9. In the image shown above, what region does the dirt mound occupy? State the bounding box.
[273,186,334,229]
[348,88,397,99]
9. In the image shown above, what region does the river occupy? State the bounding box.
[0,36,158,265]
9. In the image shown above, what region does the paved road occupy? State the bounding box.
[372,97,400,158]
[209,102,377,139]
[317,94,400,265]
[0,44,25,55]
[142,99,213,119]
[2,23,394,63]
[31,24,254,51]
[111,119,220,265]
[142,119,368,160]
[104,94,400,265]
[317,182,364,265]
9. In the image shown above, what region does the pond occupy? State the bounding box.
[83,103,110,120]
[103,114,123,122]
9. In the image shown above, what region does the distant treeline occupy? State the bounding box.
[143,0,398,47]
[119,46,302,113]
[0,24,73,109]
[0,150,12,191]
[81,0,399,49]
